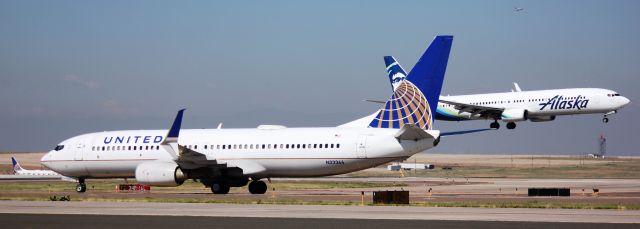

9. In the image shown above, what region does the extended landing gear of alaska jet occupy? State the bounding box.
[248,180,268,194]
[75,178,86,193]
[211,183,230,194]
[506,122,517,129]
[603,111,617,123]
[490,121,500,129]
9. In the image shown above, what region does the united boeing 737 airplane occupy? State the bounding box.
[384,56,630,129]
[41,36,466,194]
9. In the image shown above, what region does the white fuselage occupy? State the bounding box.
[14,168,60,176]
[436,88,630,121]
[41,127,438,179]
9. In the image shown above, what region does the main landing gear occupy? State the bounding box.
[248,180,268,194]
[75,178,87,193]
[490,121,500,129]
[210,180,268,195]
[211,183,230,194]
[490,121,517,129]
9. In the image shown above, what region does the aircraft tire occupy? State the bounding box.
[506,122,516,129]
[76,183,86,193]
[211,183,230,194]
[603,117,609,123]
[490,122,500,129]
[248,180,268,194]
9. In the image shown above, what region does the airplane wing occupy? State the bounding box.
[439,99,504,119]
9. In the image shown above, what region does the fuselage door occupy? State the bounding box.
[73,142,84,161]
[356,135,367,159]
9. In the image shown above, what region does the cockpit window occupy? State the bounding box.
[54,145,64,151]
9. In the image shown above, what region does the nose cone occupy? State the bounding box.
[620,96,631,108]
[40,151,55,170]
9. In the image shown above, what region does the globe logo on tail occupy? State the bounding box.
[369,80,433,130]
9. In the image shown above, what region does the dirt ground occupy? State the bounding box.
[1,152,638,207]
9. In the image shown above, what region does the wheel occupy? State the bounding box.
[506,122,516,129]
[490,122,500,129]
[603,117,609,123]
[211,183,230,194]
[76,183,86,193]
[248,180,268,194]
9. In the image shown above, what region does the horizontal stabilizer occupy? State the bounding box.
[394,124,436,141]
[363,99,385,104]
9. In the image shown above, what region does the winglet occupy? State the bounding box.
[166,109,185,140]
[513,82,522,92]
[162,109,186,159]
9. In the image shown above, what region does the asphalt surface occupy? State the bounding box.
[1,201,638,224]
[1,213,638,229]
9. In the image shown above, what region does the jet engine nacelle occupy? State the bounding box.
[529,115,556,122]
[135,161,187,187]
[501,108,528,122]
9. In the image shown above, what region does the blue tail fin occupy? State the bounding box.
[369,35,453,130]
[384,56,408,92]
[11,157,23,172]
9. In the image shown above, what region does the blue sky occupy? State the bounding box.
[1,0,639,155]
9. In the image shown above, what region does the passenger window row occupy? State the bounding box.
[186,143,341,150]
[90,143,342,152]
[92,145,160,151]
[468,97,585,106]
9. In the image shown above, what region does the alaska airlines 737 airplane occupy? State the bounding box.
[384,56,630,129]
[41,36,462,194]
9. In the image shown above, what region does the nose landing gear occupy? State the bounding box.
[603,116,609,123]
[75,178,86,193]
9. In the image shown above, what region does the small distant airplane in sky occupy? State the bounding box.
[514,7,524,12]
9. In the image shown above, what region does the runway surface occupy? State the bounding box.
[0,201,638,224]
[1,213,637,229]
